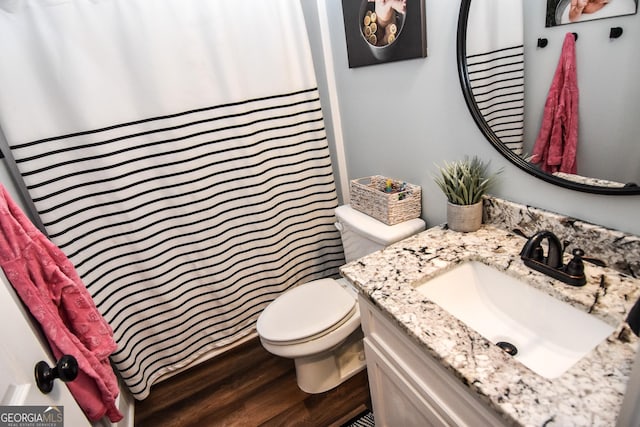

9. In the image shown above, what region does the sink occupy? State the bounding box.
[414,261,615,379]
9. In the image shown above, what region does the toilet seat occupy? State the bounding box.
[257,278,356,344]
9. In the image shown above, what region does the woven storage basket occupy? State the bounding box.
[350,176,421,225]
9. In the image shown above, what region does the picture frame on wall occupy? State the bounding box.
[341,0,427,68]
[545,0,638,27]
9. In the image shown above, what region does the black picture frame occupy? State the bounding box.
[341,0,427,68]
[545,0,638,27]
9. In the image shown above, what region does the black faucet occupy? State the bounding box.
[519,230,586,286]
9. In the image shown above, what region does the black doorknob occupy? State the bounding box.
[34,355,79,394]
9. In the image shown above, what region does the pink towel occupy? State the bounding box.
[531,32,579,174]
[0,185,123,422]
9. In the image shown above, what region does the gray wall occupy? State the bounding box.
[312,0,640,236]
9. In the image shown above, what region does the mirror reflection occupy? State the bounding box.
[458,0,640,194]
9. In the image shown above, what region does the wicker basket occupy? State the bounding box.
[350,176,421,225]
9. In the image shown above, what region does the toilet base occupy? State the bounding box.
[294,329,366,394]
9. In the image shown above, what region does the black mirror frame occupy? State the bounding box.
[456,0,640,195]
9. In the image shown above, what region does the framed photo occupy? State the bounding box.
[545,0,638,27]
[341,0,427,68]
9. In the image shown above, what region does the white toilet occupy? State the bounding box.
[256,205,425,393]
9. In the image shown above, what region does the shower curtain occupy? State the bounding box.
[466,0,525,155]
[0,0,344,399]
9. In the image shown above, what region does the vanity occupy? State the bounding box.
[340,197,640,426]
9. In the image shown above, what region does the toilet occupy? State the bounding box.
[256,205,425,393]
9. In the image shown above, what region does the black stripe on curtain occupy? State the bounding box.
[467,45,525,155]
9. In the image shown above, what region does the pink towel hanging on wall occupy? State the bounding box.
[0,185,122,422]
[531,32,579,174]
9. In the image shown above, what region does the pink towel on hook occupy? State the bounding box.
[531,32,579,174]
[0,185,123,422]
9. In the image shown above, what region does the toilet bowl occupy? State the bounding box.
[256,205,425,393]
[257,277,363,393]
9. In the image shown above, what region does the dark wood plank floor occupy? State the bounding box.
[135,336,371,427]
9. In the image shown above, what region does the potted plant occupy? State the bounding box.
[433,156,501,232]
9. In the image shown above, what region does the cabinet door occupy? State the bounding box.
[360,296,507,427]
[365,339,452,427]
[0,272,90,426]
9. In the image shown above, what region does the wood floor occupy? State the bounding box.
[134,336,371,427]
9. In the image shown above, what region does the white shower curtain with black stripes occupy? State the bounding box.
[466,0,525,155]
[0,0,345,399]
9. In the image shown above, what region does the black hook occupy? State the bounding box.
[537,38,548,48]
[572,32,578,41]
[610,27,623,39]
[34,355,78,394]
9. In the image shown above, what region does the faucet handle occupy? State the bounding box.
[565,248,585,277]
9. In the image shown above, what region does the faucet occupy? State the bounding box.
[520,230,586,286]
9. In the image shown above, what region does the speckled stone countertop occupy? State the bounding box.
[340,198,640,427]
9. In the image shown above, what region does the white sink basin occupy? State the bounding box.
[415,261,615,379]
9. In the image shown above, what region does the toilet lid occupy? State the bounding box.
[257,278,356,343]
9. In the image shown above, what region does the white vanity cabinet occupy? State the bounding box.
[359,296,508,427]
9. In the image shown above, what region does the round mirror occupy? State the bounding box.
[457,0,640,195]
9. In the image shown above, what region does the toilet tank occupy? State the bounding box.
[335,205,426,263]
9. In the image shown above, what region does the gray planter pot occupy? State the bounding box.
[446,201,483,232]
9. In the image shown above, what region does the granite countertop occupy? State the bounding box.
[340,224,640,427]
